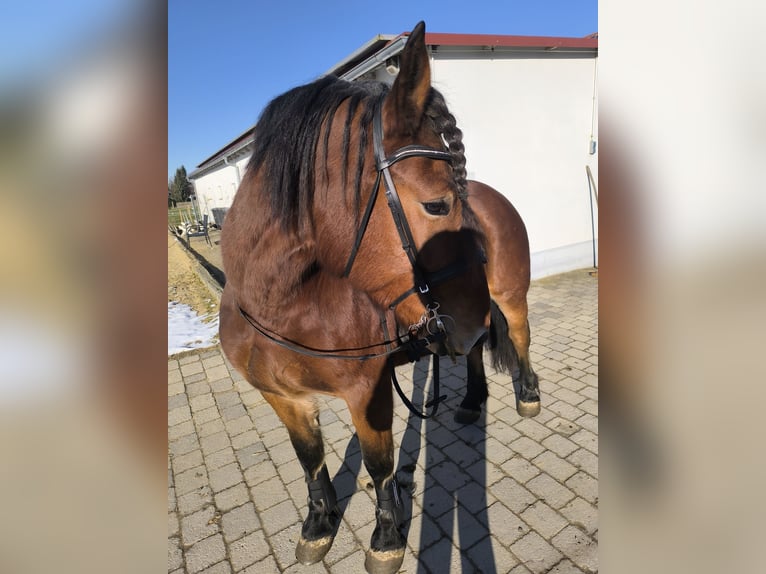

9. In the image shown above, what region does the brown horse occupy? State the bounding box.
[220,22,489,574]
[455,180,541,424]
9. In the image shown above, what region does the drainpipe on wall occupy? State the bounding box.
[223,155,242,187]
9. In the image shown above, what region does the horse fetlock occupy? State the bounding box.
[306,465,338,512]
[375,477,404,527]
[297,464,339,563]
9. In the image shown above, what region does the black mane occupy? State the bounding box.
[247,75,468,231]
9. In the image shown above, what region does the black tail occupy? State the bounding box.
[487,300,518,374]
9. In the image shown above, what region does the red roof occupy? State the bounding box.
[422,31,597,50]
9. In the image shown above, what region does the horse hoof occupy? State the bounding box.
[454,406,481,425]
[364,548,405,574]
[517,400,541,418]
[295,535,335,565]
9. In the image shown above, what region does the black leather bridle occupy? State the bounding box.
[343,103,456,308]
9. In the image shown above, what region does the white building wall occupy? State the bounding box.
[192,161,244,221]
[431,53,598,278]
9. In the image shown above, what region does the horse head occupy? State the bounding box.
[315,22,490,356]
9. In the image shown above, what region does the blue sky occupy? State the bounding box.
[168,0,597,180]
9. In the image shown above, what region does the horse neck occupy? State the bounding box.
[222,198,318,313]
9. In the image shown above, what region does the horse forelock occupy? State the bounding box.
[246,76,388,232]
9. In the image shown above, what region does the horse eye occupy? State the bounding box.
[422,200,450,216]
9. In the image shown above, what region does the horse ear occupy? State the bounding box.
[384,21,430,135]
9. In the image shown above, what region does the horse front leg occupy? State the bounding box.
[454,343,489,424]
[260,392,340,565]
[345,370,406,574]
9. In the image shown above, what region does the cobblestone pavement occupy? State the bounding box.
[168,269,598,573]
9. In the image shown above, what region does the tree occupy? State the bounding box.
[169,165,193,203]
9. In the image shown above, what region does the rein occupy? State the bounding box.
[237,303,447,419]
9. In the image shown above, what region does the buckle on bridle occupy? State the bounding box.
[418,284,430,294]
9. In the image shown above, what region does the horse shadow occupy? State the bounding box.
[329,355,497,573]
[398,356,497,573]
[326,355,499,573]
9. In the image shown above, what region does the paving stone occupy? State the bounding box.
[202,354,225,369]
[532,450,578,482]
[259,499,300,536]
[241,555,281,573]
[214,482,251,512]
[526,473,575,509]
[195,405,222,425]
[210,377,235,393]
[170,432,201,459]
[168,511,179,537]
[546,416,580,437]
[488,477,536,514]
[520,500,568,539]
[235,441,270,470]
[514,417,554,442]
[221,502,260,542]
[465,534,520,573]
[168,536,183,571]
[168,393,189,410]
[181,361,204,377]
[169,419,195,441]
[225,414,254,437]
[205,446,236,471]
[205,364,230,382]
[552,526,598,572]
[547,558,586,573]
[542,433,580,458]
[568,448,598,479]
[328,549,366,574]
[185,533,226,574]
[169,405,193,427]
[231,429,260,450]
[208,462,243,493]
[177,486,214,516]
[181,505,219,547]
[268,523,302,570]
[510,531,564,574]
[565,471,598,504]
[197,418,226,438]
[199,560,232,574]
[509,436,546,460]
[190,392,216,413]
[175,465,209,496]
[501,455,542,485]
[214,389,241,409]
[560,497,598,536]
[200,431,231,457]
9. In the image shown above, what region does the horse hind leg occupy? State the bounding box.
[454,342,489,424]
[260,392,340,565]
[490,297,541,418]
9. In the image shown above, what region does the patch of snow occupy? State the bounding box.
[168,301,219,355]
